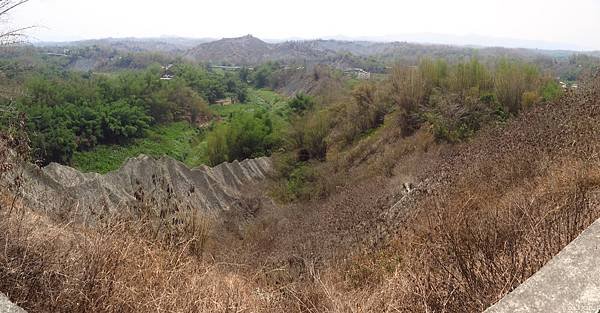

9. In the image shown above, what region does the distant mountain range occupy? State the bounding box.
[184,35,597,66]
[31,35,600,71]
[319,33,595,51]
[37,37,214,53]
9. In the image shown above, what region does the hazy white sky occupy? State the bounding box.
[8,0,600,50]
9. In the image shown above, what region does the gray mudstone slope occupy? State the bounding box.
[20,155,273,217]
[484,218,600,313]
[0,293,26,313]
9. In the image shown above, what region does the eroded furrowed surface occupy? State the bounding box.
[20,156,273,217]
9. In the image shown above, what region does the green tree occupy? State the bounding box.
[101,100,151,143]
[494,59,540,114]
[541,80,562,102]
[206,125,228,166]
[289,93,315,114]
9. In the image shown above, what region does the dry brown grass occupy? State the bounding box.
[0,142,335,312]
[243,159,599,313]
[0,159,596,313]
[306,78,600,312]
[359,161,600,312]
[0,76,599,313]
[254,76,600,312]
[0,205,280,313]
[0,135,274,312]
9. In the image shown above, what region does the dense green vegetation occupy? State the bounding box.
[5,62,262,166]
[72,122,206,173]
[205,90,291,166]
[16,67,208,164]
[71,89,289,173]
[338,57,563,144]
[0,50,570,177]
[171,64,248,103]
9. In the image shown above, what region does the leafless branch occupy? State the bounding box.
[0,0,29,17]
[0,0,32,46]
[0,25,33,45]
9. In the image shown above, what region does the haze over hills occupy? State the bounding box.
[321,33,596,51]
[32,30,599,52]
[36,37,215,53]
[13,34,596,83]
[33,34,600,66]
[183,35,599,69]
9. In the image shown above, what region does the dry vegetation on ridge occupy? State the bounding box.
[1,74,600,312]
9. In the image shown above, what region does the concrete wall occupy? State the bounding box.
[484,219,600,313]
[0,293,26,313]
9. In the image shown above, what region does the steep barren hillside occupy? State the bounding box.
[20,155,273,220]
[369,80,600,245]
[274,65,347,99]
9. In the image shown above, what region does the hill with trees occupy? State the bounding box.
[1,10,600,309]
[184,35,600,78]
[1,57,599,312]
[2,35,594,82]
[38,37,214,53]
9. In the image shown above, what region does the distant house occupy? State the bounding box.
[283,66,305,71]
[209,65,254,71]
[344,68,371,80]
[44,52,69,57]
[160,64,175,80]
[356,70,371,80]
[559,81,579,90]
[215,98,233,106]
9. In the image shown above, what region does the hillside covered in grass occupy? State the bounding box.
[1,69,598,312]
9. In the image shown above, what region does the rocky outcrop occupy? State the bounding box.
[20,155,273,218]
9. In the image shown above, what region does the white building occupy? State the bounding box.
[344,68,371,80]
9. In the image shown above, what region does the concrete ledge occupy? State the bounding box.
[484,219,600,313]
[0,293,26,313]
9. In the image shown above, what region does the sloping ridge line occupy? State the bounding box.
[20,155,273,214]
